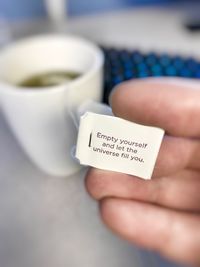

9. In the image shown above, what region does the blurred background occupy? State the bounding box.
[0,0,181,18]
[0,1,200,267]
[0,0,198,19]
[1,0,200,103]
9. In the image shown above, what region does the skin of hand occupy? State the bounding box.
[85,78,200,266]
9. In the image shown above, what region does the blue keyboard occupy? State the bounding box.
[102,47,200,103]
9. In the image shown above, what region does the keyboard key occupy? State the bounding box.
[164,66,177,76]
[160,54,171,67]
[179,68,192,77]
[145,53,158,66]
[101,46,200,103]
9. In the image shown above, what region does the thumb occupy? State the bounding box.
[110,78,200,137]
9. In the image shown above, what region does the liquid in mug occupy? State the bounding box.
[18,70,81,88]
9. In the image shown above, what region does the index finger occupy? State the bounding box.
[110,78,200,137]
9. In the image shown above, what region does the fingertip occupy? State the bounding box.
[100,198,122,229]
[108,78,166,124]
[85,168,112,200]
[108,83,126,111]
[109,77,156,107]
[100,198,141,240]
[85,168,100,199]
[109,79,140,115]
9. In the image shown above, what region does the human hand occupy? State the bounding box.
[85,78,200,266]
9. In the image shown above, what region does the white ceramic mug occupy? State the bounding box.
[0,34,104,176]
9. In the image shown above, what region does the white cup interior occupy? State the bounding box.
[0,34,102,86]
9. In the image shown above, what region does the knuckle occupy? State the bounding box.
[152,177,169,204]
[85,170,107,200]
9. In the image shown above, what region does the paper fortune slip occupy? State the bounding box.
[75,112,164,180]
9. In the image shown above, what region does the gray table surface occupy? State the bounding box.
[0,110,157,267]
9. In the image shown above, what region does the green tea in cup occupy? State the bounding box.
[18,70,81,88]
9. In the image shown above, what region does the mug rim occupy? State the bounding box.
[0,33,104,94]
